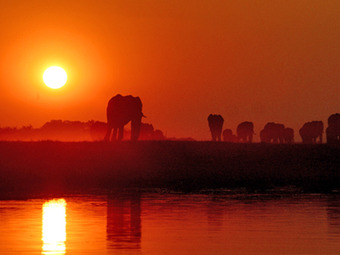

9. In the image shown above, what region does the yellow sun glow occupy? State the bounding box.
[42,199,67,255]
[43,66,67,89]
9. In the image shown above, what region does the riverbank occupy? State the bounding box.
[0,141,339,195]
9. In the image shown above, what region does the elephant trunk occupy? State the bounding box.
[131,114,142,141]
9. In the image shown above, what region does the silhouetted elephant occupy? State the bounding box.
[260,122,285,143]
[208,114,224,141]
[104,94,144,141]
[223,129,239,142]
[283,127,294,144]
[326,113,340,144]
[299,121,323,144]
[236,121,254,143]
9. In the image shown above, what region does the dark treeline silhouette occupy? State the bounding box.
[138,123,165,140]
[0,120,165,141]
[0,120,93,141]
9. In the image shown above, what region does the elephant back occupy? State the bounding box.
[260,122,285,143]
[328,113,340,127]
[237,121,254,134]
[107,94,143,127]
[263,122,285,133]
[264,122,278,130]
[223,129,232,137]
[327,114,340,144]
[208,114,224,123]
[207,114,224,128]
[299,121,323,137]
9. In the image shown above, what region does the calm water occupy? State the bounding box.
[0,192,339,255]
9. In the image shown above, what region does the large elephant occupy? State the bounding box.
[104,94,144,141]
[260,122,285,143]
[283,127,294,144]
[236,121,254,143]
[327,113,340,144]
[208,114,224,141]
[299,121,323,144]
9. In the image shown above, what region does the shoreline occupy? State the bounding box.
[0,141,339,195]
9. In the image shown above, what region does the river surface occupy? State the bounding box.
[0,192,339,255]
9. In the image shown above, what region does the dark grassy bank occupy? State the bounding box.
[0,141,339,195]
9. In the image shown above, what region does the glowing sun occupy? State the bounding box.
[43,66,67,89]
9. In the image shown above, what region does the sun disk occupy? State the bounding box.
[43,66,67,89]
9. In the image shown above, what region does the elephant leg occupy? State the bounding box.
[131,118,142,141]
[111,128,117,141]
[249,134,253,143]
[319,135,323,144]
[104,126,112,141]
[211,132,216,141]
[118,126,124,141]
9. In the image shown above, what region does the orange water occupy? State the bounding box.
[0,193,339,254]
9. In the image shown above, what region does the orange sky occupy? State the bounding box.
[1,0,340,140]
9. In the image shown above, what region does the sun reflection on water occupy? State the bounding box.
[42,199,67,255]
